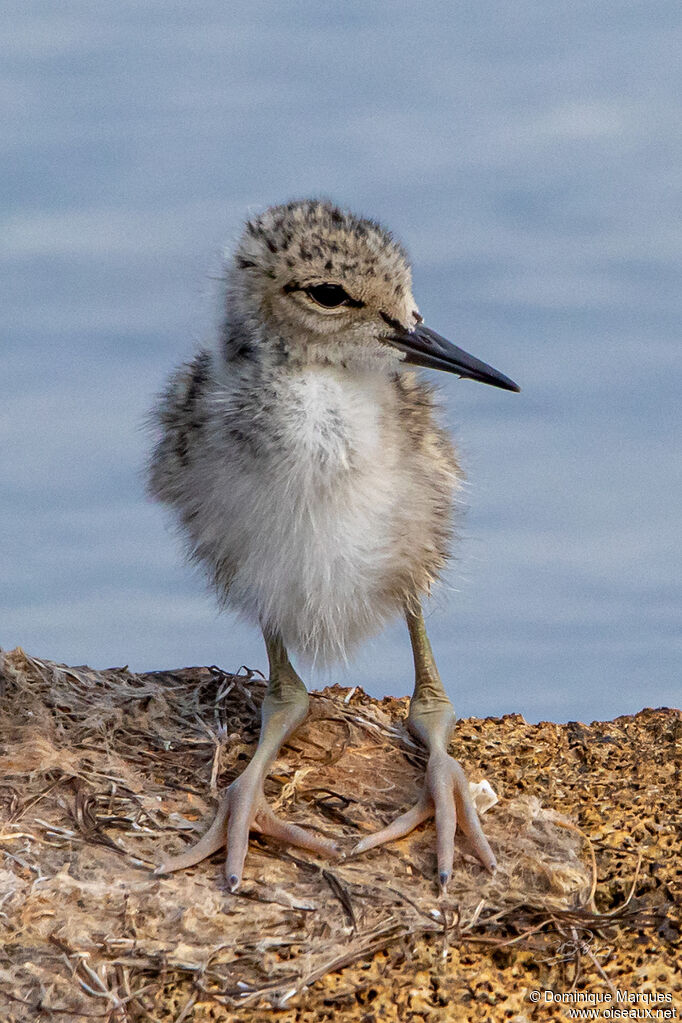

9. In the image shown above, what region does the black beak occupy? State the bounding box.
[386,323,520,392]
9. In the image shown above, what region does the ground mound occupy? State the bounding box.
[0,648,679,1021]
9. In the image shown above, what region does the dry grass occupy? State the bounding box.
[0,647,679,1022]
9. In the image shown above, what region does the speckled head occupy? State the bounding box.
[224,198,520,391]
[225,199,421,365]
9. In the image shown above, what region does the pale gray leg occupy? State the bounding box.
[155,631,338,890]
[352,603,496,889]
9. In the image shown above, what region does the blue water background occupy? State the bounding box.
[2,1,680,721]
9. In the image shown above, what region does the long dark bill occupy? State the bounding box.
[387,324,520,392]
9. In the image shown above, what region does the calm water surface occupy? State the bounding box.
[2,1,680,721]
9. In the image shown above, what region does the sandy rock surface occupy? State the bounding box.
[0,648,679,1021]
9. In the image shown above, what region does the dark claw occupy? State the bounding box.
[228,873,239,892]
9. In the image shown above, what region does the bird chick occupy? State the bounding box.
[148,199,519,891]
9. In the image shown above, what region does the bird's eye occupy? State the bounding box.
[305,284,355,308]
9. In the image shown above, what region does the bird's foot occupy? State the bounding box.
[351,751,496,889]
[155,768,339,891]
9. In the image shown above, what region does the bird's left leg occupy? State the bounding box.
[352,602,496,888]
[156,631,338,890]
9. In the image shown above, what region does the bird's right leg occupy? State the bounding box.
[155,631,338,891]
[351,603,496,889]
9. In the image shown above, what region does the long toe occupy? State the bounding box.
[351,795,433,855]
[154,792,231,875]
[254,804,341,857]
[450,764,497,874]
[430,767,457,885]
